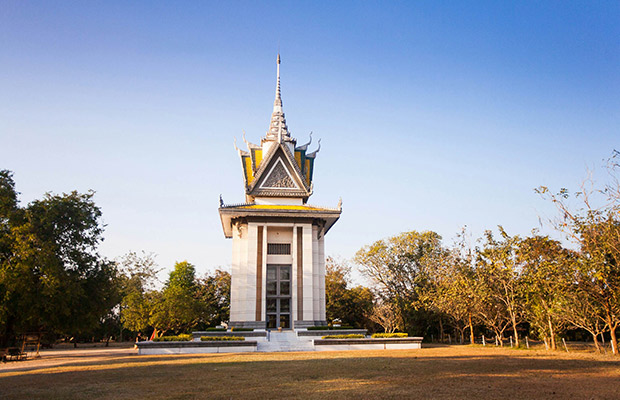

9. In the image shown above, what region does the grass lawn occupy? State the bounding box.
[1,345,619,399]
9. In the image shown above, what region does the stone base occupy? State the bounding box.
[229,320,329,329]
[229,321,266,329]
[136,340,257,355]
[313,337,423,351]
[297,329,367,336]
[293,320,328,328]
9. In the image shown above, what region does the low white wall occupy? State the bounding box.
[314,342,422,351]
[138,345,257,355]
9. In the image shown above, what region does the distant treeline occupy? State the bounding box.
[0,170,229,347]
[348,151,620,355]
[2,151,618,355]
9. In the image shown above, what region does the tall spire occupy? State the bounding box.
[274,53,282,110]
[267,53,290,139]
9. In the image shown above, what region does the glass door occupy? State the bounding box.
[266,264,291,329]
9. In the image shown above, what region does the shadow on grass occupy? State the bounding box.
[1,348,619,399]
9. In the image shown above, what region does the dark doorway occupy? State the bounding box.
[266,264,291,329]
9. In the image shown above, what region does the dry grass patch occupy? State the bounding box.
[1,345,619,399]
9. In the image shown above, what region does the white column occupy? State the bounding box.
[291,225,298,325]
[302,224,314,321]
[230,222,245,322]
[244,223,258,322]
[318,231,326,322]
[312,225,320,321]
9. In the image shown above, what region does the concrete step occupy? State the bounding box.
[256,331,315,352]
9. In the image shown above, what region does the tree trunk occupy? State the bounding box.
[591,332,601,353]
[511,315,520,347]
[605,314,619,355]
[439,318,444,343]
[548,315,556,350]
[610,323,618,355]
[468,312,475,345]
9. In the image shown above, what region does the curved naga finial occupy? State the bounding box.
[219,194,224,207]
[307,138,321,157]
[296,131,313,151]
[337,197,343,210]
[242,130,249,149]
[234,137,249,155]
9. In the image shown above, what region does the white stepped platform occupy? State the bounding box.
[257,331,315,352]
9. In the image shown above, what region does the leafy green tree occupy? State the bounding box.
[519,235,573,350]
[118,251,160,335]
[197,269,231,327]
[0,170,118,346]
[355,231,445,334]
[0,171,21,345]
[325,257,373,328]
[150,261,202,335]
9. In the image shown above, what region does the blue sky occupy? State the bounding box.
[2,1,618,281]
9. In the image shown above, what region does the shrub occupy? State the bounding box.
[200,336,245,341]
[230,327,254,332]
[308,325,355,330]
[205,327,227,332]
[152,334,193,342]
[372,333,408,338]
[321,334,365,339]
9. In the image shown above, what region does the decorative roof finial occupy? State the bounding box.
[274,53,282,109]
[266,53,290,139]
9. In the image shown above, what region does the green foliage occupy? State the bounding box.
[118,251,160,333]
[321,334,365,339]
[200,336,244,341]
[147,264,232,337]
[197,269,231,328]
[519,235,574,350]
[230,327,253,331]
[372,332,408,338]
[307,326,355,330]
[152,334,192,342]
[325,257,374,329]
[0,170,119,346]
[149,261,202,335]
[355,231,446,335]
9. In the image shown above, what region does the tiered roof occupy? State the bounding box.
[219,55,341,238]
[235,55,321,201]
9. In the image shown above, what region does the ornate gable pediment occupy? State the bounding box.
[260,158,299,189]
[248,144,310,198]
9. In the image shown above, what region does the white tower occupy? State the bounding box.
[219,55,341,329]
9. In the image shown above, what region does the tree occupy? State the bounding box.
[537,151,620,355]
[325,257,373,328]
[118,251,160,334]
[477,228,525,347]
[355,231,445,333]
[0,171,20,346]
[0,172,119,346]
[150,261,203,335]
[368,300,403,333]
[561,282,607,352]
[519,235,573,350]
[422,229,483,344]
[197,269,231,328]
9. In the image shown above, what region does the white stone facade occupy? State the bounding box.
[220,55,340,329]
[229,221,327,328]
